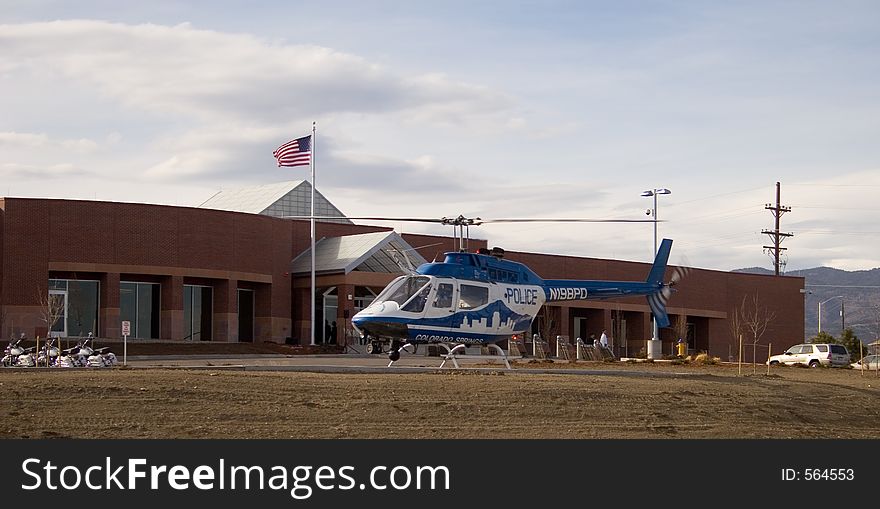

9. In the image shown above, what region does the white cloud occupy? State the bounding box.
[0,131,100,153]
[0,19,527,201]
[0,132,49,147]
[0,20,518,129]
[0,162,88,180]
[61,138,99,153]
[0,131,101,179]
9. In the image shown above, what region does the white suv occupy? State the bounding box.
[767,343,850,368]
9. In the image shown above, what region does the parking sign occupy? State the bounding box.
[121,320,131,336]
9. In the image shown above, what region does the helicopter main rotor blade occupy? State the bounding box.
[277,215,660,225]
[478,218,662,224]
[277,216,451,223]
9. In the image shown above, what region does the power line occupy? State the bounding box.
[790,183,880,188]
[790,205,880,211]
[665,185,767,207]
[791,230,880,235]
[804,284,880,289]
[675,206,764,224]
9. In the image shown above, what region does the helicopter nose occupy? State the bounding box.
[351,314,409,339]
[350,313,371,331]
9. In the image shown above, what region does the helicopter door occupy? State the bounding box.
[420,281,455,333]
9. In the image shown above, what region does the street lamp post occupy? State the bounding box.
[818,295,844,336]
[800,289,813,343]
[641,188,671,359]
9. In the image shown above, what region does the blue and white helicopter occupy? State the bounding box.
[343,215,678,367]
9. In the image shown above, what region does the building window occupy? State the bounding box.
[47,279,100,337]
[120,282,161,339]
[183,285,213,341]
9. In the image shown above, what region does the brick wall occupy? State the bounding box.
[1,198,294,341]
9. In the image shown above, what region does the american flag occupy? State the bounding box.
[272,135,311,167]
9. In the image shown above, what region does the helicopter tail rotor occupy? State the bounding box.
[650,255,692,328]
[662,262,692,300]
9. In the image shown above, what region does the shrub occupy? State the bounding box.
[692,352,720,365]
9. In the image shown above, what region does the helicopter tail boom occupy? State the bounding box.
[541,238,674,327]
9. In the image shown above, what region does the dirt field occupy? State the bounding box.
[2,359,879,439]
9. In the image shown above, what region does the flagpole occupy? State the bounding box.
[310,121,316,346]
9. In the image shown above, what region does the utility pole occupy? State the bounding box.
[762,181,793,276]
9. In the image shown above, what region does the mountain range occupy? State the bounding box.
[732,266,880,343]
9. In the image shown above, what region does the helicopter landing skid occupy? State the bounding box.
[385,342,514,370]
[438,343,513,370]
[386,342,416,367]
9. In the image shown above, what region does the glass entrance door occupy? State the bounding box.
[322,288,338,344]
[183,285,213,341]
[49,289,68,337]
[237,289,254,342]
[573,317,587,343]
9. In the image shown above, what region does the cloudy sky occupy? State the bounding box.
[2,1,879,272]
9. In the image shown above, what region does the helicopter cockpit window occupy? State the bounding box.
[378,276,431,310]
[459,284,489,310]
[371,276,405,304]
[433,283,454,308]
[401,283,431,313]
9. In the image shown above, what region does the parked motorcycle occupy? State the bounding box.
[2,335,36,367]
[1,338,22,366]
[36,337,60,367]
[58,337,90,367]
[88,343,118,368]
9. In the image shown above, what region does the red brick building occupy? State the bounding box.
[0,186,804,361]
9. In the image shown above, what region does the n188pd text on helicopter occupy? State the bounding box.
[300,214,680,368]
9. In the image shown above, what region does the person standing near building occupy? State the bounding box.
[600,329,609,348]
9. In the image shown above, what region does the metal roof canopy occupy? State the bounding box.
[290,231,428,276]
[198,180,351,223]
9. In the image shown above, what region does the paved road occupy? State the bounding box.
[123,352,700,378]
[128,352,508,371]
